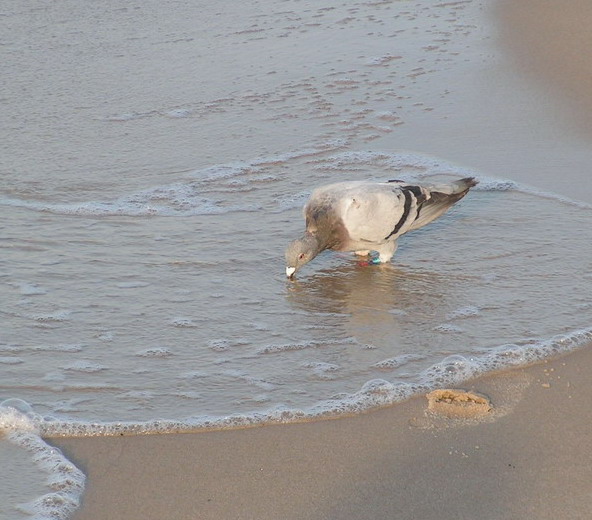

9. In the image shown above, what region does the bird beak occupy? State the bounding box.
[286,266,296,279]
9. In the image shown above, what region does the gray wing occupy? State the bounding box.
[404,177,477,231]
[341,184,426,243]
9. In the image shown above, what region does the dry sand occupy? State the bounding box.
[497,0,592,135]
[50,1,592,518]
[52,345,592,520]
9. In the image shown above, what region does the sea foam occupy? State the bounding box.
[0,401,85,520]
[0,142,346,218]
[10,326,587,441]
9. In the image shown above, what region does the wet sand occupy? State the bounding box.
[52,344,592,520]
[49,1,592,518]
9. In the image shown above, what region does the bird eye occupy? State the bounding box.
[298,253,305,260]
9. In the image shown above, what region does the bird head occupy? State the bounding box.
[285,234,321,279]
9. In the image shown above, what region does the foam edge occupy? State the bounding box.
[1,404,85,520]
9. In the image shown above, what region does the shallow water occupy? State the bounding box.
[2,0,592,518]
[2,151,592,426]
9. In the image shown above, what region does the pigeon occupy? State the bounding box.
[285,177,477,278]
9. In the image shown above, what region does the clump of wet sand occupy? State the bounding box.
[426,389,492,419]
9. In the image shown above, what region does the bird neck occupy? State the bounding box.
[302,232,325,257]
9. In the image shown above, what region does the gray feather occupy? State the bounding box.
[408,177,477,231]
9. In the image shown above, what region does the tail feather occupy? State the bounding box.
[408,177,477,231]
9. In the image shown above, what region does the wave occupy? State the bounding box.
[2,147,590,218]
[0,141,347,217]
[0,327,589,441]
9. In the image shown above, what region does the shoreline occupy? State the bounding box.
[35,325,592,439]
[52,343,592,520]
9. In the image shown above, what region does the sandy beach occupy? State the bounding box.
[51,344,592,520]
[21,0,592,518]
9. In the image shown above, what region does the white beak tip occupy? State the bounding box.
[286,267,296,279]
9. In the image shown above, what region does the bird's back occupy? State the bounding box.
[304,178,476,247]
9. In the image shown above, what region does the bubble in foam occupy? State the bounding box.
[122,390,156,401]
[18,283,47,296]
[433,323,465,333]
[302,361,340,379]
[376,111,402,122]
[135,347,173,358]
[222,369,276,391]
[446,306,480,320]
[481,343,529,368]
[166,108,193,118]
[208,339,231,351]
[388,308,408,316]
[180,370,208,380]
[420,355,481,387]
[0,356,24,365]
[195,162,256,182]
[360,379,397,395]
[372,353,426,370]
[274,191,311,212]
[33,310,72,323]
[258,337,357,354]
[178,391,203,400]
[62,360,108,373]
[30,344,84,353]
[52,398,93,414]
[365,54,403,66]
[170,317,199,328]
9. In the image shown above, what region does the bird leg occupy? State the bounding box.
[375,240,398,264]
[357,243,398,267]
[358,255,381,267]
